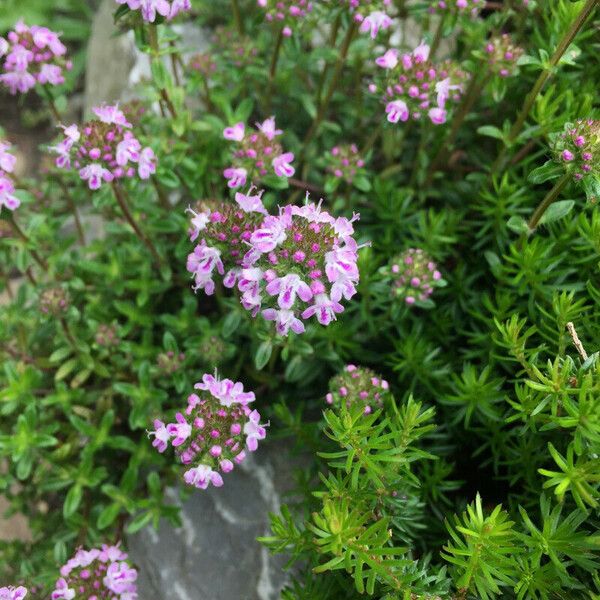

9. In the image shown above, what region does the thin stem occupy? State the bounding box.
[147,25,177,119]
[151,176,171,211]
[527,173,570,232]
[425,71,490,187]
[169,41,182,87]
[231,0,245,35]
[409,125,431,188]
[41,85,62,122]
[7,214,48,270]
[60,318,78,349]
[429,15,445,59]
[301,22,358,158]
[111,182,165,268]
[59,179,85,244]
[315,13,342,104]
[266,27,285,111]
[287,177,324,196]
[361,122,383,156]
[491,0,598,173]
[2,272,14,300]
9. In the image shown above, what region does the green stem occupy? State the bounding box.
[151,176,171,211]
[301,22,358,159]
[266,26,285,111]
[315,12,342,104]
[111,183,165,268]
[425,71,490,187]
[409,125,431,188]
[527,173,571,233]
[60,318,78,349]
[59,179,85,244]
[147,25,177,119]
[429,15,445,59]
[491,0,598,173]
[7,214,48,270]
[231,0,244,35]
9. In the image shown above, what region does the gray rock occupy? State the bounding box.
[129,443,299,600]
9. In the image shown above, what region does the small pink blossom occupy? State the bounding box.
[223,166,248,188]
[272,152,295,177]
[359,11,392,39]
[223,122,245,141]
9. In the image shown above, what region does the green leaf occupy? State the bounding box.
[477,125,504,141]
[63,484,83,518]
[507,216,529,234]
[55,358,79,382]
[126,511,153,534]
[97,503,121,530]
[353,176,372,192]
[539,200,575,225]
[255,341,273,371]
[528,161,563,185]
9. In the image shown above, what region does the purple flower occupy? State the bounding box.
[257,0,312,35]
[0,141,16,173]
[166,412,192,446]
[235,186,268,215]
[184,464,224,489]
[272,152,295,177]
[223,166,248,188]
[376,49,398,69]
[0,22,70,95]
[256,116,282,140]
[137,147,156,179]
[93,103,132,127]
[79,164,114,190]
[359,11,392,39]
[148,419,170,453]
[0,587,28,600]
[223,122,245,141]
[263,308,305,335]
[265,273,312,309]
[0,172,20,212]
[244,409,267,451]
[386,100,409,123]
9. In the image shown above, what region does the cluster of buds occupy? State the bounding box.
[327,144,366,185]
[373,41,466,125]
[222,117,295,188]
[213,27,259,69]
[0,22,71,95]
[188,52,217,78]
[430,0,483,17]
[114,0,192,23]
[95,323,120,347]
[484,34,524,78]
[554,119,599,182]
[199,334,228,366]
[186,190,363,336]
[384,248,443,305]
[52,544,137,600]
[326,364,390,414]
[157,350,186,374]
[343,0,393,39]
[39,287,70,316]
[149,373,266,489]
[0,141,20,212]
[0,587,27,600]
[257,0,313,37]
[50,104,156,190]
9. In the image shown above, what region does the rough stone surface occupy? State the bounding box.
[128,442,298,600]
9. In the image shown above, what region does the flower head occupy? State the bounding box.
[150,373,266,488]
[115,0,192,23]
[430,0,483,17]
[0,587,27,600]
[553,119,599,183]
[383,248,444,306]
[257,0,313,35]
[0,141,19,213]
[52,544,137,599]
[327,143,366,185]
[373,41,467,125]
[50,104,156,189]
[0,22,70,95]
[483,34,524,78]
[39,286,70,316]
[344,1,393,38]
[326,364,390,414]
[223,117,295,187]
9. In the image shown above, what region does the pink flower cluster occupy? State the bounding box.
[344,0,393,39]
[149,373,266,489]
[186,191,363,335]
[430,0,482,17]
[52,544,137,600]
[327,144,366,184]
[0,22,71,95]
[223,117,295,188]
[554,119,599,182]
[0,587,27,600]
[0,141,20,212]
[257,0,313,36]
[484,34,524,78]
[373,41,466,125]
[51,104,156,190]
[326,364,390,415]
[385,248,443,305]
[115,0,192,22]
